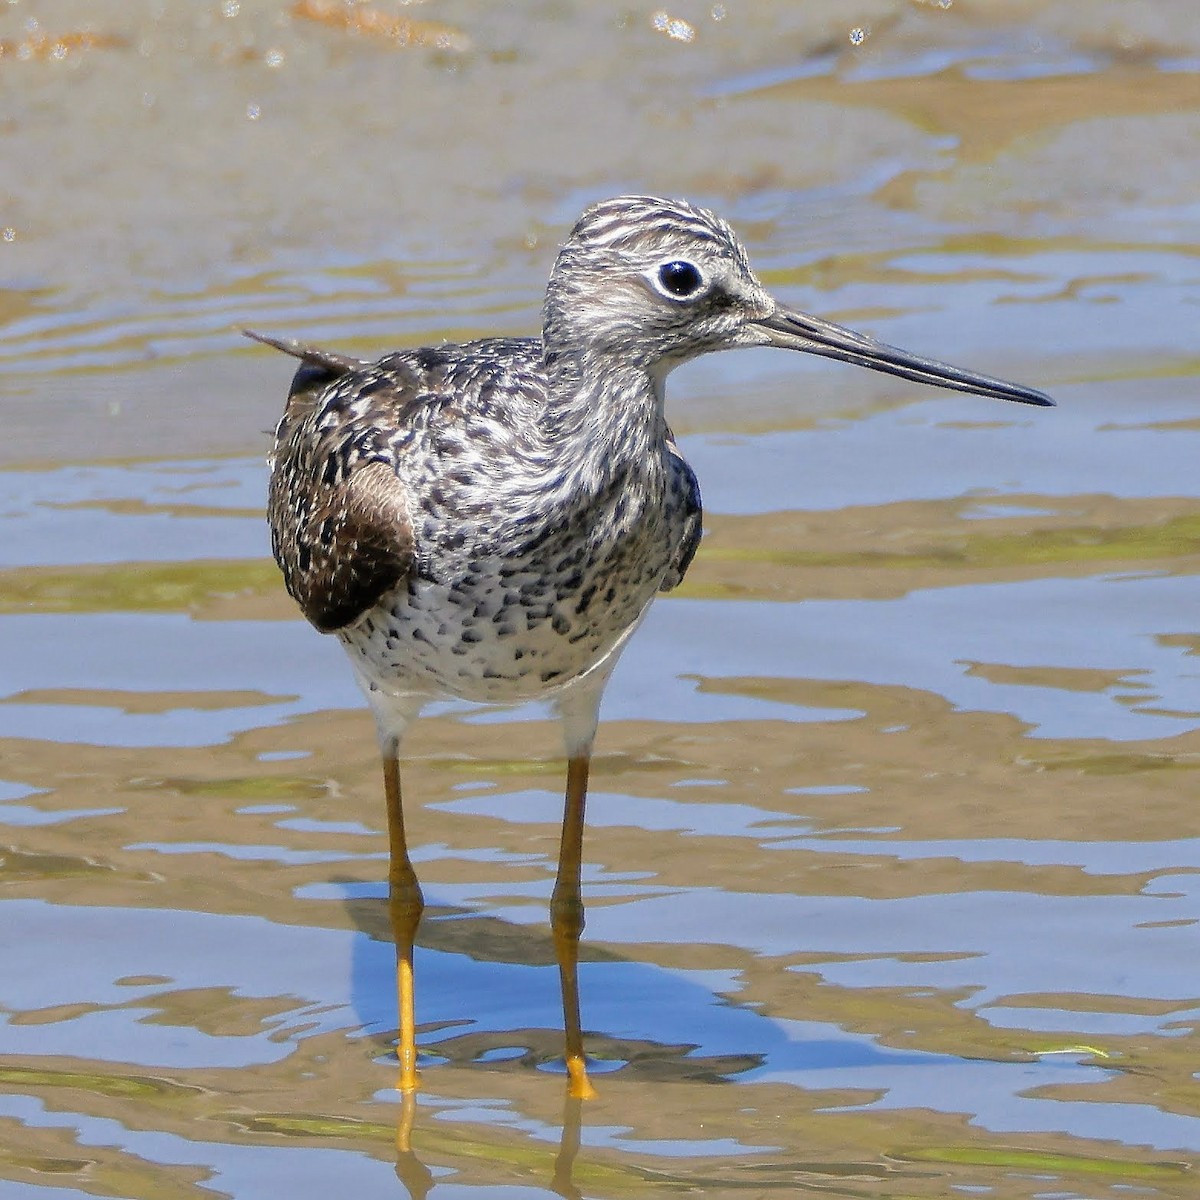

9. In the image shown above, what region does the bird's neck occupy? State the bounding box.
[539,348,668,468]
[467,349,671,555]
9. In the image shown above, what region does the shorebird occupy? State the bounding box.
[248,195,1052,1098]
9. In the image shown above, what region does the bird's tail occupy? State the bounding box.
[242,329,364,376]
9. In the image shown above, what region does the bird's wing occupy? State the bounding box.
[253,332,419,633]
[659,431,702,593]
[269,451,416,634]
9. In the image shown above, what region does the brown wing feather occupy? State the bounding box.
[270,457,414,633]
[257,334,417,633]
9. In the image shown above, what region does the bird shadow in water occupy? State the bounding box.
[333,876,767,1085]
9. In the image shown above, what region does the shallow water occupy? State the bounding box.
[2,2,1199,1197]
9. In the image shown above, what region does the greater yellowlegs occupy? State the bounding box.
[248,195,1052,1098]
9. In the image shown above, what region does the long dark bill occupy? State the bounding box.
[754,308,1054,407]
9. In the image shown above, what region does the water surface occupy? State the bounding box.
[1,2,1198,1197]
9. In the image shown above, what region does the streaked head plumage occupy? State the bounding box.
[543,195,774,368]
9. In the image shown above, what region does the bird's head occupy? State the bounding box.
[544,195,774,374]
[544,195,1053,407]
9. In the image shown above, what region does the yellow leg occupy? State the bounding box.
[550,754,597,1100]
[383,744,423,1093]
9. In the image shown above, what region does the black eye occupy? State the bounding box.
[657,260,704,298]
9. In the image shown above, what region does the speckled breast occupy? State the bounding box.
[337,475,686,705]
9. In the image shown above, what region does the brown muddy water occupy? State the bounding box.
[2,2,1199,1197]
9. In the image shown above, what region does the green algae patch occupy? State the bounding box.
[699,513,1200,573]
[0,560,281,615]
[1033,751,1197,776]
[233,1112,394,1141]
[892,1144,1190,1179]
[0,1065,201,1102]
